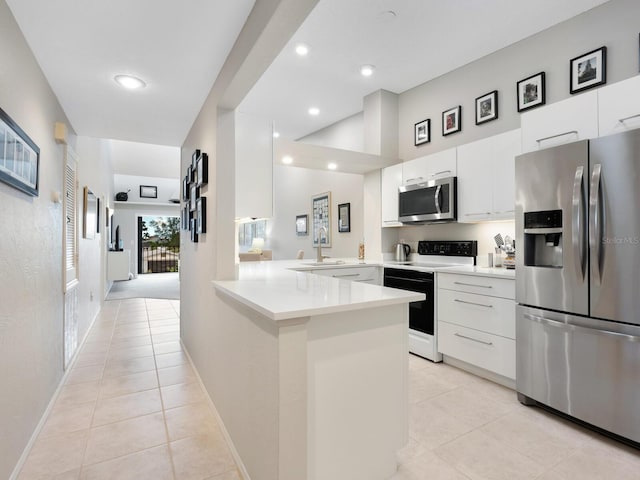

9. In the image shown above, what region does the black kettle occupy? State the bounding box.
[395,242,410,262]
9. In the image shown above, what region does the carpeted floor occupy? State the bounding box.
[106,272,180,300]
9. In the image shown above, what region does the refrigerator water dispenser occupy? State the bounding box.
[523,210,563,268]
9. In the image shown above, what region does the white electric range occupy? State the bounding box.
[383,240,477,362]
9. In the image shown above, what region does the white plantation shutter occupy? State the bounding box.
[64,147,78,290]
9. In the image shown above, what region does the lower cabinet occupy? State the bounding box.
[437,272,515,380]
[312,266,381,285]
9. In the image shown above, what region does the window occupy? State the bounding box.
[238,219,267,249]
[64,147,78,291]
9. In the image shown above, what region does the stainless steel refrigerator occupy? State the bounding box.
[515,128,640,445]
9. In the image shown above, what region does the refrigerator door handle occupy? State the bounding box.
[572,165,586,282]
[523,313,640,343]
[589,164,604,283]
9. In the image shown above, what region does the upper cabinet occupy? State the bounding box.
[521,91,598,153]
[598,75,640,137]
[457,129,521,223]
[402,148,457,185]
[381,163,403,227]
[235,113,273,219]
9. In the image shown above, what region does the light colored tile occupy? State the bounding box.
[151,325,180,335]
[79,343,109,355]
[92,389,162,427]
[155,351,187,369]
[396,436,428,465]
[109,334,152,348]
[40,402,95,438]
[205,470,243,480]
[153,341,183,355]
[19,430,89,477]
[157,363,195,387]
[434,430,546,480]
[18,467,82,480]
[149,319,179,328]
[103,355,156,378]
[74,352,108,368]
[66,365,104,385]
[107,344,154,361]
[56,381,101,408]
[408,354,437,372]
[170,433,236,480]
[409,371,458,404]
[152,333,181,345]
[83,412,167,465]
[112,326,150,339]
[164,402,219,441]
[409,400,473,450]
[392,449,471,480]
[99,370,158,399]
[161,382,206,409]
[79,444,173,480]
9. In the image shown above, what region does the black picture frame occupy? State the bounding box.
[196,152,208,186]
[296,214,308,236]
[140,185,157,199]
[190,184,199,211]
[182,175,189,202]
[191,149,200,169]
[570,46,606,94]
[0,106,40,196]
[442,106,461,136]
[338,203,350,233]
[96,197,101,234]
[517,72,546,112]
[181,206,188,230]
[190,218,198,242]
[414,119,430,146]
[475,90,498,125]
[83,186,97,239]
[196,196,207,234]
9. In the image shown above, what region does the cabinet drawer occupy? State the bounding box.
[438,289,515,339]
[438,273,514,299]
[314,266,380,283]
[438,321,515,380]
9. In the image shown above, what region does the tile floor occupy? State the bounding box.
[18,298,640,479]
[18,298,242,480]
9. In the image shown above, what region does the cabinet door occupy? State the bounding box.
[491,129,521,220]
[401,157,429,185]
[402,148,457,185]
[598,76,640,137]
[456,139,493,222]
[381,163,403,226]
[521,91,598,153]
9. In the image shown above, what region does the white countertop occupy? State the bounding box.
[213,260,424,322]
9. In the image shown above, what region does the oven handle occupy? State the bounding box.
[384,275,432,284]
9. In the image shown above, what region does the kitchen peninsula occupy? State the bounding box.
[211,260,423,480]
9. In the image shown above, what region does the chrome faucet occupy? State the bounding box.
[316,226,328,262]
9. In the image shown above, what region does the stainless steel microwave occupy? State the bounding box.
[398,176,457,223]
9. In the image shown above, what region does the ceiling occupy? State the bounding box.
[7,0,609,173]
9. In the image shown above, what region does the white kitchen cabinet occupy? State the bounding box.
[457,129,521,222]
[598,76,640,137]
[312,266,381,285]
[381,163,403,227]
[235,112,273,219]
[107,250,131,281]
[437,272,515,380]
[521,91,598,153]
[402,148,456,185]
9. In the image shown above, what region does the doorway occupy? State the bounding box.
[137,216,180,274]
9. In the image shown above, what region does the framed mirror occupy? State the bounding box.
[83,186,97,239]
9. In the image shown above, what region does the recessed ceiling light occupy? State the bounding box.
[295,43,309,56]
[282,156,293,165]
[360,65,375,77]
[327,162,337,170]
[273,131,280,138]
[308,107,320,116]
[114,74,146,90]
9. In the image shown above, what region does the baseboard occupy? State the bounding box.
[9,307,105,480]
[442,355,516,390]
[180,340,252,480]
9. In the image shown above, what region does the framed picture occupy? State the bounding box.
[442,106,461,136]
[190,218,198,242]
[517,72,546,112]
[181,206,188,230]
[414,119,430,146]
[187,165,194,184]
[296,214,308,236]
[196,152,208,186]
[182,175,189,202]
[0,106,40,196]
[191,149,200,169]
[475,90,498,125]
[190,184,199,211]
[196,196,206,234]
[83,186,97,239]
[140,185,157,199]
[338,203,350,233]
[96,197,101,234]
[570,46,606,94]
[312,191,331,247]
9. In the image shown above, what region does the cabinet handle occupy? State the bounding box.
[618,113,640,123]
[464,212,491,216]
[332,273,359,278]
[454,299,493,308]
[494,209,515,214]
[404,176,424,184]
[454,332,493,346]
[536,130,578,144]
[453,281,492,289]
[430,170,452,177]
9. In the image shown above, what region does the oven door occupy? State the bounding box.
[383,269,434,335]
[398,177,456,223]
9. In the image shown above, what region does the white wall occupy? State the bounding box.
[297,112,364,152]
[113,174,180,204]
[269,165,364,260]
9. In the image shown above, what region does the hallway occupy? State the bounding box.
[17,299,242,480]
